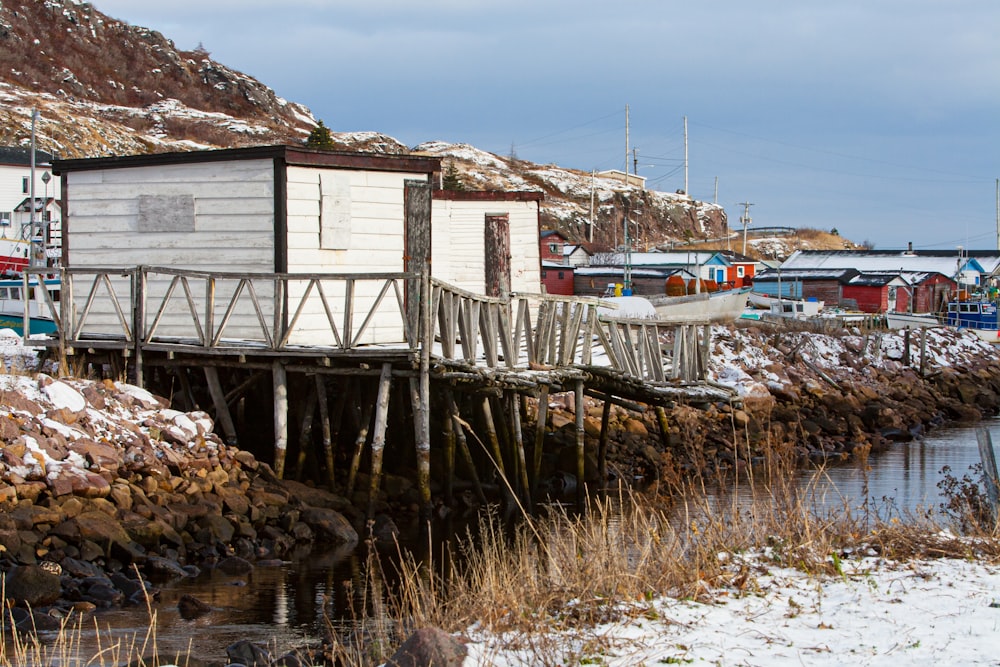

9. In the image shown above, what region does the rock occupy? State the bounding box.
[3,564,61,606]
[177,593,212,620]
[299,507,359,546]
[216,556,253,576]
[225,640,271,667]
[145,556,190,580]
[385,627,467,667]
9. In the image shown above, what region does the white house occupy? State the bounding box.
[53,145,543,344]
[0,147,61,271]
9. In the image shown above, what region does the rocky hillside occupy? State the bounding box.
[0,0,844,255]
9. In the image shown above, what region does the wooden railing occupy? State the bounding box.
[28,268,712,382]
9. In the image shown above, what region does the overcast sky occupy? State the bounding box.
[93,1,999,251]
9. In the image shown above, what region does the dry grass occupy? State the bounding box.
[324,454,1000,664]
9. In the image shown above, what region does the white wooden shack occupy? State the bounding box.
[53,145,543,347]
[431,190,542,296]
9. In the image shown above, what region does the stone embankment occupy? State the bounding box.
[0,371,361,635]
[541,323,1000,486]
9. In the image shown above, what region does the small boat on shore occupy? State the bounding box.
[884,311,943,329]
[747,292,824,319]
[944,299,1000,343]
[646,288,750,323]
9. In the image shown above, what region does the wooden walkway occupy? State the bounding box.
[22,266,737,515]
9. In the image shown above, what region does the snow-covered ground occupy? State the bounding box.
[463,552,1000,665]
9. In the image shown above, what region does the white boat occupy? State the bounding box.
[884,311,943,329]
[645,288,750,323]
[747,292,825,319]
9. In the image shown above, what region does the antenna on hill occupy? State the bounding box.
[684,116,689,196]
[738,201,753,255]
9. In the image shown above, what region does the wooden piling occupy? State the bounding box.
[294,383,318,480]
[448,389,486,504]
[314,375,337,492]
[442,390,456,504]
[367,362,393,520]
[597,399,612,488]
[976,427,1000,525]
[346,383,375,498]
[272,361,288,479]
[480,396,507,478]
[204,366,238,445]
[531,383,550,503]
[409,377,431,515]
[574,379,585,510]
[509,391,530,505]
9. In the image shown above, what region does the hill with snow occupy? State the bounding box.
[0,0,851,256]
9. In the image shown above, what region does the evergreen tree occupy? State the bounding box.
[305,120,336,150]
[442,163,465,190]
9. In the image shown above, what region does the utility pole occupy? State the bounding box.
[589,170,595,243]
[738,201,753,256]
[995,178,999,251]
[623,104,632,294]
[714,176,718,204]
[683,115,689,195]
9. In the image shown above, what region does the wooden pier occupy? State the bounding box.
[22,265,737,516]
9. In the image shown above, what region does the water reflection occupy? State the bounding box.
[46,418,999,663]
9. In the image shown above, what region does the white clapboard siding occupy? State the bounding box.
[281,166,425,346]
[65,159,277,339]
[431,198,541,294]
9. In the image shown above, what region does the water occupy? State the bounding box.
[36,418,1000,663]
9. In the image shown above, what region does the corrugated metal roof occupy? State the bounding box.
[782,250,998,276]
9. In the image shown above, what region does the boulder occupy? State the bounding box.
[3,564,61,606]
[385,627,467,667]
[299,507,358,546]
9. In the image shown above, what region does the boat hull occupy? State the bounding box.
[647,288,750,323]
[884,312,943,329]
[0,312,57,336]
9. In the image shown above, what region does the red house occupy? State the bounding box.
[718,250,759,289]
[541,260,575,295]
[540,230,569,263]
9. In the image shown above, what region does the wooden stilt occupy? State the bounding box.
[919,327,927,375]
[346,385,375,498]
[510,391,530,505]
[176,367,199,411]
[598,399,612,488]
[442,390,456,504]
[314,374,337,492]
[480,396,509,491]
[448,391,487,504]
[656,406,671,449]
[272,361,288,479]
[294,383,319,481]
[204,366,238,445]
[409,377,431,515]
[367,363,393,520]
[574,380,586,510]
[531,383,550,504]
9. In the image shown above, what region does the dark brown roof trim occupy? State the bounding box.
[433,189,544,202]
[53,144,439,175]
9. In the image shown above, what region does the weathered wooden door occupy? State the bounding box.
[404,180,432,335]
[484,213,510,298]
